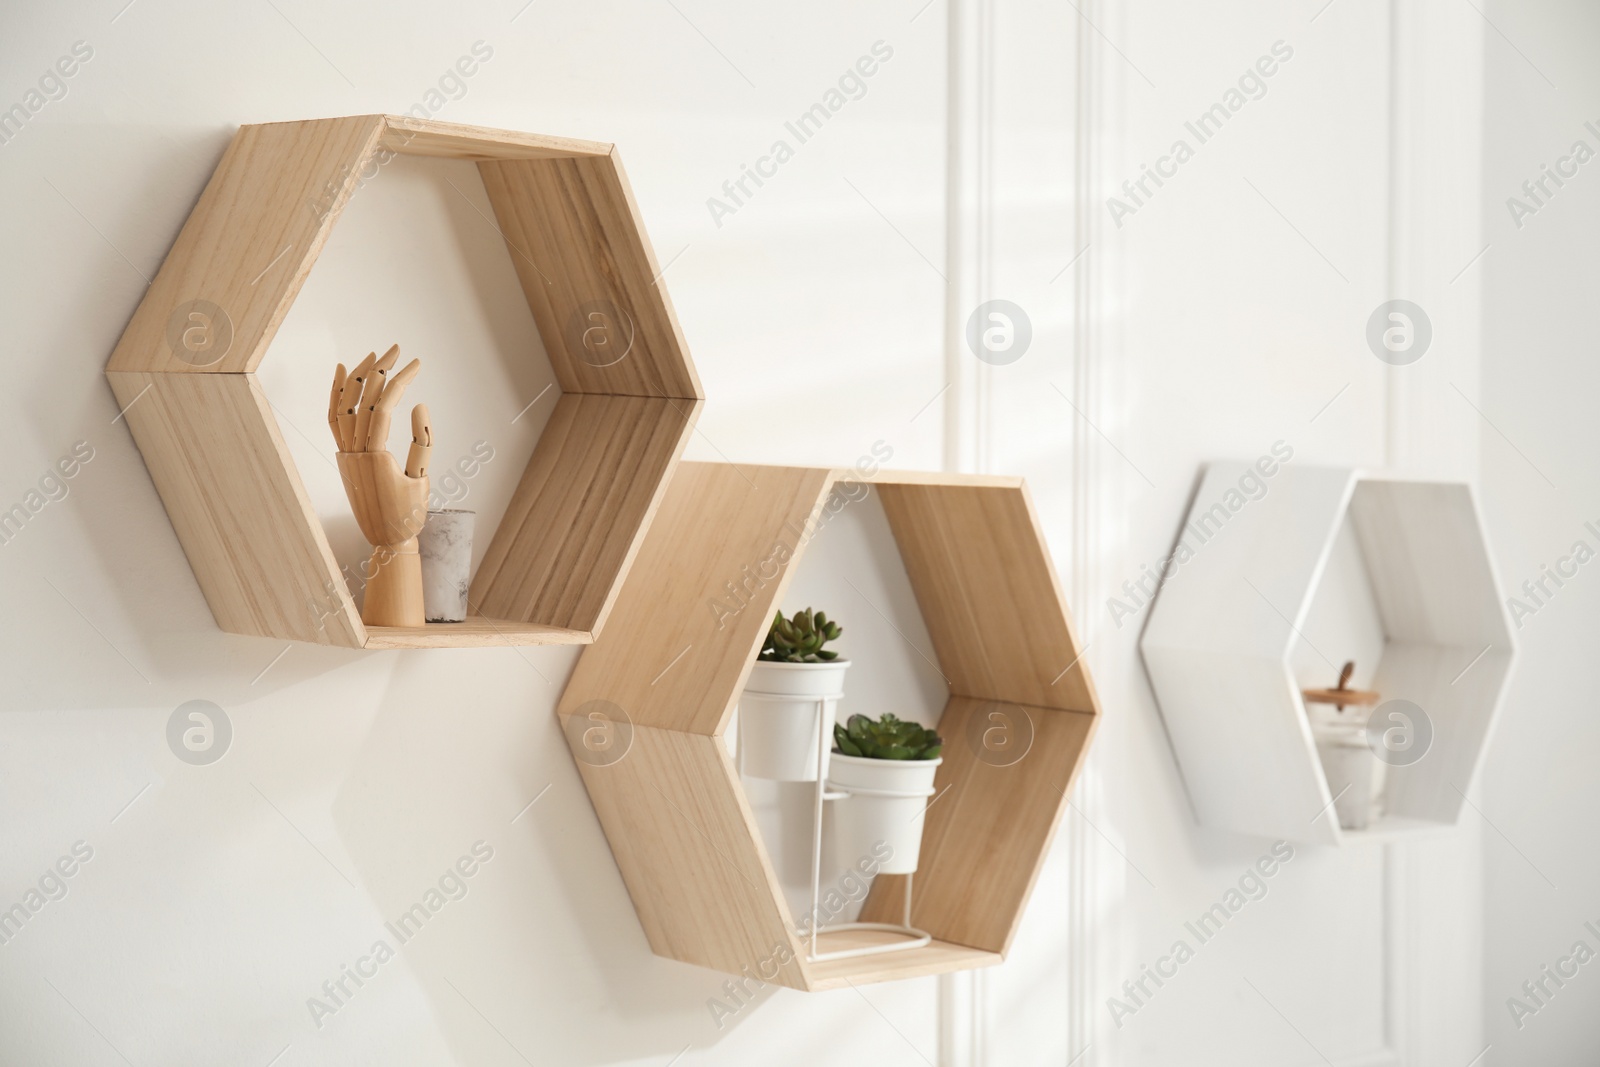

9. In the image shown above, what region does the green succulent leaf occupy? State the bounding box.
[831,712,943,761]
[758,607,845,664]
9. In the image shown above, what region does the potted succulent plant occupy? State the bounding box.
[737,608,848,782]
[829,714,943,874]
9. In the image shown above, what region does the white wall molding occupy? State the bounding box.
[1382,841,1419,1067]
[938,969,984,1067]
[939,0,996,1059]
[1384,0,1485,484]
[941,0,994,476]
[1370,1,1487,1063]
[1067,1,1115,1063]
[1383,0,1416,474]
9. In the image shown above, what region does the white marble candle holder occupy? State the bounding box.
[418,509,475,623]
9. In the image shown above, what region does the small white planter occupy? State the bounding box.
[827,753,942,875]
[1309,708,1386,831]
[737,660,850,782]
[418,509,475,623]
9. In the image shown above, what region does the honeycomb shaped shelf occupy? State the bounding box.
[105,115,702,649]
[1140,463,1517,845]
[556,462,1102,990]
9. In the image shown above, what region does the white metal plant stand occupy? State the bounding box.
[739,686,932,964]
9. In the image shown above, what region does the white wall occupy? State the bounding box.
[1478,1,1600,1063]
[0,0,1497,1064]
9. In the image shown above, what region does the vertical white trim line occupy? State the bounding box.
[1375,0,1463,1061]
[942,0,990,475]
[941,0,966,475]
[1375,2,1417,1055]
[938,0,996,1061]
[1068,1,1113,1063]
[1383,841,1417,1067]
[1383,0,1413,472]
[938,965,980,1066]
[974,0,996,474]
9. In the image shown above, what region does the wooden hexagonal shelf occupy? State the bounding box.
[105,115,702,649]
[1141,463,1517,844]
[557,462,1102,990]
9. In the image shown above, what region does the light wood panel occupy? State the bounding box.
[469,394,699,635]
[558,463,1103,988]
[866,470,1024,489]
[565,721,809,989]
[108,371,364,647]
[802,934,1002,990]
[858,697,1098,953]
[378,115,610,159]
[877,480,1097,713]
[479,154,702,399]
[559,462,834,735]
[362,616,587,649]
[107,116,385,375]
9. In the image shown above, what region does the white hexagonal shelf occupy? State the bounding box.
[1140,463,1516,845]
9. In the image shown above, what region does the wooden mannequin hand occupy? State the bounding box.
[336,449,429,553]
[328,347,433,627]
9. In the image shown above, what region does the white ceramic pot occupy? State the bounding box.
[737,660,850,782]
[827,752,942,875]
[1309,708,1386,831]
[418,509,475,623]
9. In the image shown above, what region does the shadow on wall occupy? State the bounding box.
[328,653,789,1064]
[3,125,241,710]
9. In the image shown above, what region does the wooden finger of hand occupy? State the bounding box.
[354,344,401,451]
[328,363,347,450]
[351,354,389,451]
[406,404,432,479]
[337,352,376,452]
[372,344,400,387]
[368,357,420,454]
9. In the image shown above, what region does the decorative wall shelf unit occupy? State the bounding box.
[1140,463,1516,845]
[105,115,702,649]
[557,462,1102,990]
